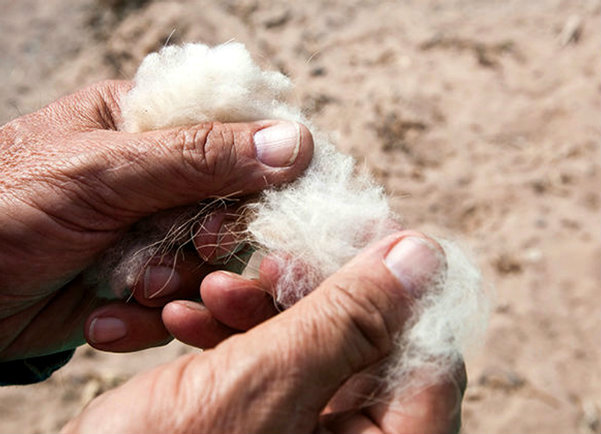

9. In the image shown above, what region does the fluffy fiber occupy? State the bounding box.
[121,43,300,131]
[114,42,489,398]
[385,239,489,398]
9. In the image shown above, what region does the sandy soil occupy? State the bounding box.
[1,0,600,433]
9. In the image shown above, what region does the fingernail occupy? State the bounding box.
[214,220,244,262]
[254,122,300,167]
[89,317,127,344]
[192,213,224,262]
[175,300,207,312]
[144,266,182,299]
[384,237,444,298]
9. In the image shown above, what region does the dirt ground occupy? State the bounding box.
[1,0,600,432]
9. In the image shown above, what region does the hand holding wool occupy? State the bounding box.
[64,233,465,434]
[0,79,314,361]
[112,42,490,398]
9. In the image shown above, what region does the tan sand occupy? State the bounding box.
[0,1,599,432]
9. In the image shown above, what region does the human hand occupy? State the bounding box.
[64,232,465,434]
[0,80,313,361]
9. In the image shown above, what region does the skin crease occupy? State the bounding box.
[0,81,465,433]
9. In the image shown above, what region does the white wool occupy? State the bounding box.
[121,42,400,305]
[245,140,398,305]
[385,239,490,398]
[116,42,489,397]
[122,43,300,131]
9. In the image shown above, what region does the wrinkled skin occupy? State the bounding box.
[0,82,465,433]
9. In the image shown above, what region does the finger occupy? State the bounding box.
[256,252,282,293]
[200,271,278,330]
[162,300,236,349]
[85,302,172,352]
[321,363,465,434]
[68,116,313,224]
[211,231,445,432]
[130,251,213,308]
[192,207,248,265]
[365,364,466,434]
[320,411,382,434]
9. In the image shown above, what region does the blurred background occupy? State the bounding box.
[1,0,600,432]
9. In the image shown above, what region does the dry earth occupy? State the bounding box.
[1,0,600,432]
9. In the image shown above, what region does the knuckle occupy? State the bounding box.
[93,79,128,92]
[176,122,237,183]
[455,362,468,395]
[326,279,394,368]
[91,80,132,130]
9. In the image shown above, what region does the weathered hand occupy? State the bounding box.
[64,232,465,434]
[0,80,313,360]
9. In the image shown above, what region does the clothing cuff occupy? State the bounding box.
[0,349,75,386]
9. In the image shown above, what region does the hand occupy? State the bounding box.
[64,232,465,434]
[0,80,313,360]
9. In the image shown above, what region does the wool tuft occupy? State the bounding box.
[105,42,490,397]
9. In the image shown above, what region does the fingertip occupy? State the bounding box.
[201,271,278,330]
[163,300,235,349]
[88,316,127,345]
[193,210,226,263]
[85,303,171,352]
[192,208,247,265]
[257,254,280,294]
[382,233,446,299]
[253,121,314,170]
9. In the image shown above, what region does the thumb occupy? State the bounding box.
[212,231,445,432]
[50,80,313,220]
[74,119,313,220]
